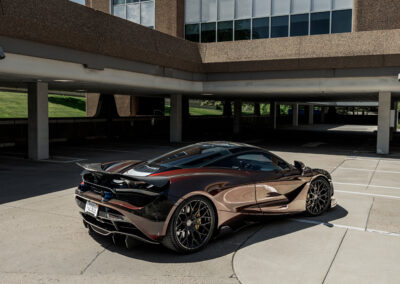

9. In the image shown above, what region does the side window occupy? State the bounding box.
[208,152,285,172]
[270,154,291,170]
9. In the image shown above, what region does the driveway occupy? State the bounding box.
[0,142,399,283]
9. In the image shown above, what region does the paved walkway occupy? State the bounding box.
[0,143,399,283]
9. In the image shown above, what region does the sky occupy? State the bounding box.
[70,0,85,5]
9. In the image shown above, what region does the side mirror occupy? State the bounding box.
[294,160,305,174]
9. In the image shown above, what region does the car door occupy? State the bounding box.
[205,155,260,214]
[241,152,305,213]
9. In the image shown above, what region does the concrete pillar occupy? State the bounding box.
[28,82,49,160]
[395,101,399,132]
[377,92,391,154]
[292,104,299,127]
[321,107,326,123]
[223,100,232,116]
[254,103,261,116]
[308,105,314,125]
[270,101,277,129]
[170,94,182,142]
[233,100,242,135]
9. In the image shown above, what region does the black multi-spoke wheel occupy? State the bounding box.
[306,177,331,216]
[162,196,216,253]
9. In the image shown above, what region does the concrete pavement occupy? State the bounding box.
[0,142,399,283]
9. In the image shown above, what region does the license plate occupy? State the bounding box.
[85,201,99,217]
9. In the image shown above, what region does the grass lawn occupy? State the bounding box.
[0,92,86,118]
[165,105,223,116]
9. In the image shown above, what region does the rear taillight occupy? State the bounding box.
[78,181,89,191]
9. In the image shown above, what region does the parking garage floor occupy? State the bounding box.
[0,141,399,284]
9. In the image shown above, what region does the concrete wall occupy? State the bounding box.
[155,0,184,38]
[355,0,400,32]
[85,0,109,13]
[85,0,184,38]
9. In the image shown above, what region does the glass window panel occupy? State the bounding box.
[271,15,288,37]
[235,19,251,40]
[201,22,216,42]
[235,0,252,19]
[253,0,271,17]
[332,0,353,10]
[290,13,309,36]
[331,9,352,33]
[127,3,140,23]
[113,0,125,4]
[202,0,217,22]
[218,21,233,41]
[218,0,235,20]
[113,5,126,19]
[291,0,310,14]
[311,0,330,12]
[271,0,290,16]
[185,0,201,23]
[310,12,330,34]
[185,24,200,42]
[252,17,269,39]
[127,0,139,3]
[141,1,154,27]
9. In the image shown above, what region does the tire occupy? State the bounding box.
[305,177,331,216]
[162,196,216,253]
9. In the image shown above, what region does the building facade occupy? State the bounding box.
[1,0,400,159]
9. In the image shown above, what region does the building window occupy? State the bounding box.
[185,24,200,42]
[331,9,352,33]
[271,16,288,38]
[201,22,216,42]
[235,19,251,40]
[218,21,233,42]
[112,0,155,28]
[252,17,269,39]
[310,12,330,35]
[183,0,352,42]
[290,13,309,36]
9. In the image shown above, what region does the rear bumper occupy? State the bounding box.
[76,194,162,244]
[80,212,159,245]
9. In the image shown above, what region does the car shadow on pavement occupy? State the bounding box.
[87,205,348,262]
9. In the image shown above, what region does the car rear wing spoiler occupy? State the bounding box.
[76,162,170,188]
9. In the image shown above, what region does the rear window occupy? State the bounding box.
[147,144,232,168]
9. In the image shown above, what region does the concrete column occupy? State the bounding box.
[308,105,314,125]
[233,100,242,135]
[270,101,277,129]
[395,101,399,132]
[254,102,261,116]
[377,92,391,154]
[320,107,326,123]
[170,94,182,142]
[223,100,232,116]
[292,104,299,127]
[28,82,49,160]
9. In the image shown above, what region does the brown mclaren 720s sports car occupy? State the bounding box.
[75,141,336,253]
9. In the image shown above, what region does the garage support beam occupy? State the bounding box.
[170,94,182,143]
[270,101,277,129]
[28,82,49,160]
[254,102,261,116]
[292,104,299,127]
[233,100,242,135]
[377,92,391,154]
[308,105,314,125]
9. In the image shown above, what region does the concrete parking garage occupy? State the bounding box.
[0,141,399,284]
